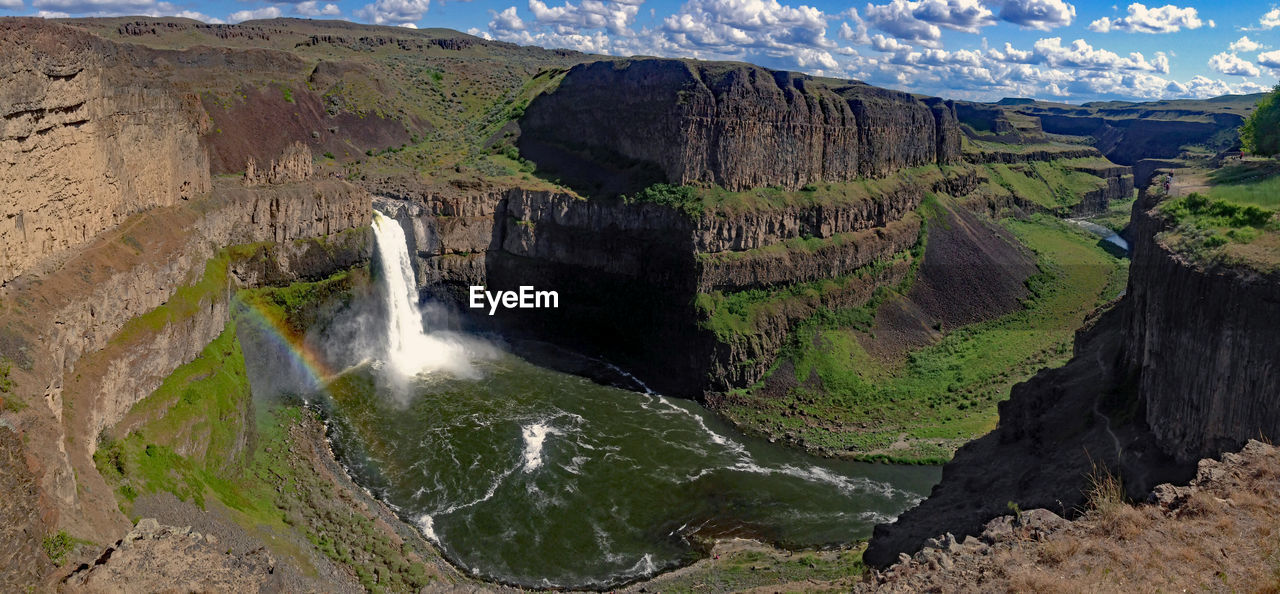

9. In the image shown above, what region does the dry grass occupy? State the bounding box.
[871,442,1280,594]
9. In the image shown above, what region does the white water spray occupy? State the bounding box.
[371,211,490,380]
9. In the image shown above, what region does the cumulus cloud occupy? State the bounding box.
[229,5,282,21]
[296,1,341,16]
[995,0,1075,31]
[1088,3,1204,33]
[1260,49,1280,71]
[1208,52,1261,77]
[870,32,911,52]
[1229,36,1264,53]
[987,41,1035,63]
[1258,8,1280,30]
[1029,37,1168,73]
[528,0,642,36]
[489,5,524,32]
[355,0,430,25]
[863,0,997,47]
[29,0,224,20]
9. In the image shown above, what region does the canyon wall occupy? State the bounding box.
[0,19,210,286]
[519,59,960,192]
[866,178,1280,567]
[1123,189,1280,463]
[1015,108,1243,165]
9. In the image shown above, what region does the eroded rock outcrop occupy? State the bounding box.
[0,19,211,285]
[866,176,1280,567]
[1122,187,1280,463]
[243,141,314,186]
[519,59,960,192]
[62,519,281,593]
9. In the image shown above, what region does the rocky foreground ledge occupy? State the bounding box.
[62,519,280,593]
[859,440,1280,592]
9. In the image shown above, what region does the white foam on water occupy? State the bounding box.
[371,211,496,380]
[522,422,557,472]
[415,514,437,542]
[625,553,658,576]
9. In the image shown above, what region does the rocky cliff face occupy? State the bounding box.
[1123,189,1280,463]
[0,19,211,285]
[1013,107,1243,165]
[866,175,1280,567]
[519,59,960,192]
[0,175,370,545]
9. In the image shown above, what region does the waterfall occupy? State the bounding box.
[371,210,487,380]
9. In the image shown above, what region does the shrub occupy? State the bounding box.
[42,531,75,566]
[1241,83,1280,157]
[623,183,702,217]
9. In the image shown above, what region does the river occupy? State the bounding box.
[240,212,941,589]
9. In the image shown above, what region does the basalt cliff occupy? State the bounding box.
[519,58,961,193]
[864,172,1280,566]
[0,14,1266,593]
[0,19,372,588]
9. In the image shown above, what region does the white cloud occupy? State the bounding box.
[229,5,282,22]
[870,33,910,52]
[529,0,642,36]
[996,0,1075,31]
[864,0,995,47]
[355,0,430,25]
[1029,37,1168,73]
[400,22,417,27]
[296,1,341,16]
[1089,3,1204,33]
[988,41,1035,63]
[29,0,224,20]
[1258,8,1280,30]
[1259,49,1280,71]
[1208,52,1261,77]
[0,0,23,8]
[490,6,525,32]
[837,13,869,44]
[1229,36,1264,53]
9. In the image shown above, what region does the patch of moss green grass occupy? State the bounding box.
[721,215,1127,463]
[94,271,438,591]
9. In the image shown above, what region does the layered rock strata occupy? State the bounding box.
[0,19,210,285]
[519,59,961,192]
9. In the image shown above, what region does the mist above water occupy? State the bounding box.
[239,210,941,589]
[370,211,494,384]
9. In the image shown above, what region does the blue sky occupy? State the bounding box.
[4,0,1279,102]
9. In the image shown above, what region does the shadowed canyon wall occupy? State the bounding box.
[865,178,1280,567]
[519,59,961,192]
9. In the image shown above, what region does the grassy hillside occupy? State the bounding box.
[720,214,1128,463]
[94,271,448,592]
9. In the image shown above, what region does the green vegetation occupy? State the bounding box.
[0,357,20,412]
[281,85,294,104]
[1091,195,1137,234]
[1157,191,1279,271]
[643,545,866,593]
[722,215,1128,462]
[623,183,702,217]
[42,530,83,566]
[1204,160,1280,208]
[622,165,949,217]
[981,159,1112,212]
[95,273,439,592]
[696,245,917,342]
[1241,84,1279,157]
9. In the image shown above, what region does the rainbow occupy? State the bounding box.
[233,295,341,393]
